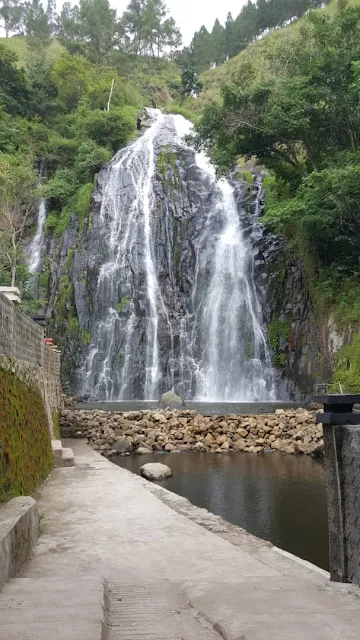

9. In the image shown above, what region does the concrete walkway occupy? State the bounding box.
[1,440,360,640]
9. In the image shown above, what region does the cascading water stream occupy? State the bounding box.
[29,198,46,275]
[81,110,275,401]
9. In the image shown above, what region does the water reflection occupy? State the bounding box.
[114,452,329,570]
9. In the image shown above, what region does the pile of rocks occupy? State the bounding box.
[60,407,324,458]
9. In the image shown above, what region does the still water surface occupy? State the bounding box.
[114,452,329,570]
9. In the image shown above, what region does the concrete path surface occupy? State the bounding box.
[1,440,360,640]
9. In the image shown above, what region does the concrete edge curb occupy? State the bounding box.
[0,496,39,592]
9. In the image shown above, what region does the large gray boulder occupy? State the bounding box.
[159,391,185,409]
[114,439,132,455]
[140,463,172,481]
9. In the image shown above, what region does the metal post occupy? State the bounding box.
[314,394,360,583]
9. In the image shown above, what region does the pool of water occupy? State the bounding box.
[113,451,329,570]
[76,401,307,415]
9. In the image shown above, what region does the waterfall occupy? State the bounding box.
[81,109,275,401]
[29,198,47,275]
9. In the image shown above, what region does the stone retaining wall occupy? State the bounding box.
[0,497,38,591]
[0,293,62,435]
[60,407,324,457]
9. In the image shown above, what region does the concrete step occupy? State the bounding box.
[0,576,103,640]
[58,447,75,467]
[51,440,75,467]
[51,440,62,459]
[104,581,219,640]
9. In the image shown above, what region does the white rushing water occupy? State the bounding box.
[28,198,47,274]
[82,110,275,401]
[82,110,174,399]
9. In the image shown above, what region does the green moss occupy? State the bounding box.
[331,333,360,393]
[242,170,254,185]
[82,329,91,345]
[38,255,51,295]
[268,319,290,370]
[45,210,59,233]
[52,410,60,440]
[117,296,129,313]
[68,316,79,333]
[59,275,74,315]
[45,207,72,237]
[0,370,53,503]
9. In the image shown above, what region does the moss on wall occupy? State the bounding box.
[0,371,53,503]
[268,319,290,370]
[331,333,360,392]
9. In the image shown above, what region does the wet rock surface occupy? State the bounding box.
[60,407,324,458]
[140,463,172,480]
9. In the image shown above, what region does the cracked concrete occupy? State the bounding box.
[1,439,360,639]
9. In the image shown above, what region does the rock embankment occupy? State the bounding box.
[60,408,323,457]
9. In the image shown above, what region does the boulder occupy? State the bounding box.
[114,439,132,455]
[159,391,185,409]
[136,446,153,455]
[140,463,172,481]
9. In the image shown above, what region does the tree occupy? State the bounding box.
[210,19,225,65]
[0,44,31,115]
[46,0,58,35]
[162,16,182,56]
[25,0,51,49]
[181,65,202,96]
[224,12,235,58]
[191,25,212,71]
[0,155,39,287]
[121,0,146,54]
[121,0,182,59]
[0,0,25,37]
[58,0,121,63]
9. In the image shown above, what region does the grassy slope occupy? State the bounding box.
[184,0,360,117]
[0,35,65,66]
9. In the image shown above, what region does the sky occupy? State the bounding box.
[0,0,248,46]
[113,0,248,45]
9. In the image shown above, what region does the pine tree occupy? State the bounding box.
[224,12,235,58]
[26,0,51,49]
[210,18,225,65]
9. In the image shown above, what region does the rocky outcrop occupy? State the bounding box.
[60,408,323,457]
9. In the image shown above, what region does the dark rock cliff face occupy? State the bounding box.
[40,113,336,401]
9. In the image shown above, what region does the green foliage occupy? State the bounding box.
[73,140,111,182]
[121,0,182,59]
[43,168,76,207]
[68,315,79,333]
[241,170,254,185]
[332,333,360,392]
[82,329,91,344]
[75,182,93,222]
[79,106,137,152]
[315,269,360,326]
[117,296,129,313]
[0,370,53,503]
[58,0,121,63]
[181,66,203,96]
[0,44,31,115]
[268,319,290,369]
[26,0,51,50]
